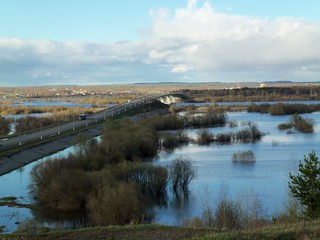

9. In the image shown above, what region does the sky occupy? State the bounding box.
[0,0,320,86]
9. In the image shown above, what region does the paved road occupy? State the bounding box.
[0,94,163,151]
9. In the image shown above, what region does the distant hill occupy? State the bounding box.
[133,82,222,85]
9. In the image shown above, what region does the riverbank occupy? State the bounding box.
[2,220,320,240]
[0,125,104,176]
[0,101,170,177]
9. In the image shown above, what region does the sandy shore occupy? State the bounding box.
[0,125,104,176]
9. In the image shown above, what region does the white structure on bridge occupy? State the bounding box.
[158,95,181,105]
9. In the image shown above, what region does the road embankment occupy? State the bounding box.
[0,125,104,176]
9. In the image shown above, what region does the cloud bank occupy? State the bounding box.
[1,0,320,85]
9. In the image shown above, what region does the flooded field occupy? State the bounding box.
[1,110,319,233]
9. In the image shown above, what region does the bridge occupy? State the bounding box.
[0,93,184,152]
[158,94,183,104]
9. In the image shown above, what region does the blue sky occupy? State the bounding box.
[0,0,320,85]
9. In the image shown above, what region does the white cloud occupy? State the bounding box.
[171,65,193,73]
[1,0,320,85]
[146,1,320,74]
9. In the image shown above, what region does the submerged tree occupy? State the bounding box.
[169,157,196,193]
[289,150,320,218]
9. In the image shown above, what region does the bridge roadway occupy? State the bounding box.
[0,93,170,151]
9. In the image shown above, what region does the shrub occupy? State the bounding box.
[247,103,270,114]
[198,183,267,230]
[143,111,227,131]
[215,198,241,230]
[109,162,168,201]
[229,120,238,128]
[278,123,292,130]
[162,134,179,149]
[144,115,184,131]
[215,132,232,143]
[237,192,266,229]
[103,119,159,162]
[162,131,190,150]
[87,182,146,226]
[232,150,256,163]
[30,159,90,211]
[186,111,227,128]
[278,114,315,133]
[197,130,215,145]
[235,125,263,143]
[269,104,286,115]
[195,125,264,144]
[272,191,304,224]
[0,116,10,135]
[291,114,314,133]
[76,138,108,171]
[214,183,241,230]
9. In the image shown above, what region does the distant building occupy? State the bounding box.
[260,83,267,88]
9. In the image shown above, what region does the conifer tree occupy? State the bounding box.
[289,151,320,218]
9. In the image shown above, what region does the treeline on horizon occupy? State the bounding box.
[180,86,320,102]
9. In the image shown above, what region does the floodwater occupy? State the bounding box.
[153,111,320,225]
[1,111,320,232]
[0,148,75,233]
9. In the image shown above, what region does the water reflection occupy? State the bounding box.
[153,111,320,225]
[1,111,320,232]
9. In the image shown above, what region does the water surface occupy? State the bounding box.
[1,111,319,232]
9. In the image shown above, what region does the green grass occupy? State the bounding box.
[194,220,320,240]
[1,220,320,240]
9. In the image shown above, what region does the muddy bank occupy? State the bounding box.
[0,125,104,176]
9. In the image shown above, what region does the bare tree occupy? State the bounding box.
[169,157,196,193]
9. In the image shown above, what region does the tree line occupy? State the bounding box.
[29,117,197,227]
[27,108,320,231]
[248,103,320,115]
[179,86,320,102]
[0,116,10,135]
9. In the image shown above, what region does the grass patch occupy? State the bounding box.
[2,220,320,240]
